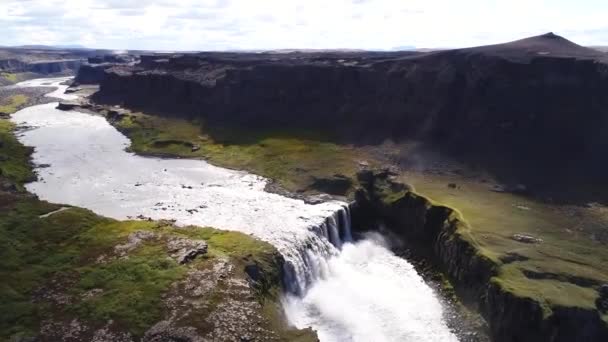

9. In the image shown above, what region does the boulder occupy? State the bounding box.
[114,230,157,256]
[64,87,82,94]
[596,284,608,313]
[56,101,80,111]
[511,233,543,244]
[167,237,208,264]
[310,174,353,195]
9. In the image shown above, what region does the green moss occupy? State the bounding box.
[0,196,102,339]
[0,73,37,86]
[0,194,291,340]
[400,172,608,318]
[112,112,369,193]
[493,266,599,316]
[73,244,186,336]
[0,192,169,338]
[0,94,36,189]
[0,119,36,188]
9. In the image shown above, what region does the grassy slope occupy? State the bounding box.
[112,112,368,193]
[0,73,35,86]
[0,194,299,340]
[0,94,28,113]
[402,172,608,318]
[0,92,313,340]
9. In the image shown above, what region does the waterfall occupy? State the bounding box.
[282,204,354,296]
[282,203,458,342]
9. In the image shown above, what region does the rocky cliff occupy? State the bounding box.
[75,55,138,84]
[0,47,141,85]
[91,33,608,194]
[351,169,608,342]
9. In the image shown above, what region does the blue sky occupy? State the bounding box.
[1,0,607,51]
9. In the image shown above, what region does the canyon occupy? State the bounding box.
[2,32,608,341]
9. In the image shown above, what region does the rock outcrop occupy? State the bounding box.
[166,237,208,264]
[76,53,138,84]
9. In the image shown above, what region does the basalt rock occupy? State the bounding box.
[598,284,608,313]
[75,63,116,84]
[56,101,81,110]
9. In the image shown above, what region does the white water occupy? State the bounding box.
[10,78,457,341]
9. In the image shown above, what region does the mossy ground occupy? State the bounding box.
[0,193,304,340]
[0,119,35,189]
[0,72,42,86]
[1,94,37,190]
[400,171,608,320]
[0,94,28,114]
[110,111,369,193]
[0,72,19,85]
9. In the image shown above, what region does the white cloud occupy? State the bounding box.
[0,0,607,50]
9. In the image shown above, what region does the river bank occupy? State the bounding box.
[0,80,320,341]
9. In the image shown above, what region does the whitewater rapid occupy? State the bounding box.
[10,78,457,341]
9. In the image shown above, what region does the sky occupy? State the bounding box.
[1,0,607,51]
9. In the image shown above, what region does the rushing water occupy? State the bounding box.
[10,78,458,342]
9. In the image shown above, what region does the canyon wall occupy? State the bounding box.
[351,170,608,342]
[0,59,83,75]
[92,34,608,190]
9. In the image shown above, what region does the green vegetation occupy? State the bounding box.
[0,191,306,340]
[1,94,37,190]
[0,72,35,86]
[401,171,608,320]
[0,94,28,114]
[0,119,36,188]
[112,112,368,193]
[0,72,19,85]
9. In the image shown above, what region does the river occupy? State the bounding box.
[10,77,457,342]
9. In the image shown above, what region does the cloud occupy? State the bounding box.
[0,0,607,50]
